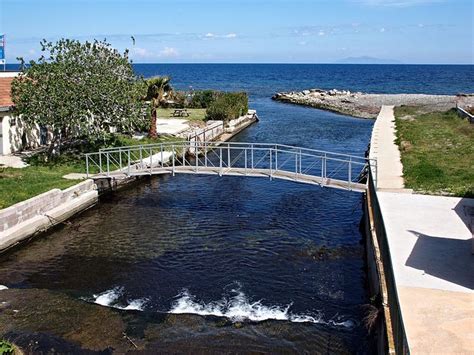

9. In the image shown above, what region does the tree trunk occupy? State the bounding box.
[149,105,157,138]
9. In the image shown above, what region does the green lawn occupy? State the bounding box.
[0,165,83,209]
[395,106,474,197]
[156,108,207,121]
[0,135,185,209]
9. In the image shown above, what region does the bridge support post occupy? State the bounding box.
[127,150,131,176]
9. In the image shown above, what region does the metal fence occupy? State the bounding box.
[367,168,409,354]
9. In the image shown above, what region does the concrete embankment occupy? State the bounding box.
[0,179,98,252]
[272,89,473,119]
[365,105,474,354]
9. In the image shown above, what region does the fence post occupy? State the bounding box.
[86,154,89,177]
[99,152,102,174]
[160,144,164,168]
[349,157,352,190]
[220,147,223,176]
[140,146,143,169]
[119,149,122,171]
[128,150,131,175]
[172,145,175,176]
[227,143,230,168]
[275,145,278,171]
[245,148,247,175]
[106,153,110,177]
[269,148,273,180]
[251,144,254,169]
[149,147,153,174]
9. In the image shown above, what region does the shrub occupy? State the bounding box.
[206,92,248,122]
[189,90,217,108]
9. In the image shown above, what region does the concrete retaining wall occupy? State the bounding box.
[0,180,98,252]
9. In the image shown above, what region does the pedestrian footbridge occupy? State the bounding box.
[85,142,376,193]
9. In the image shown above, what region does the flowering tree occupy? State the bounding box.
[11,39,145,156]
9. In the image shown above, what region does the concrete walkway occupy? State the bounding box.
[370,106,474,354]
[369,105,406,191]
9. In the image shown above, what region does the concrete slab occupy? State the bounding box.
[378,192,474,293]
[155,118,189,135]
[377,191,474,354]
[0,155,28,168]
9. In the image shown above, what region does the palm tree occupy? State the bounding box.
[144,76,172,138]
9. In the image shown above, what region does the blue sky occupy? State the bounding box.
[1,0,473,64]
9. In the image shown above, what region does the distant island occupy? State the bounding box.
[335,56,402,65]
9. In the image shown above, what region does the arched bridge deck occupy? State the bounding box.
[85,142,377,193]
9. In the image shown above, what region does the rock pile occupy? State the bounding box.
[272,89,471,119]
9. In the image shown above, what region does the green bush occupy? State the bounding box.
[189,90,217,108]
[0,340,14,355]
[206,92,248,122]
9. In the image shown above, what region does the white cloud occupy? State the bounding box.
[299,41,307,46]
[159,47,179,58]
[380,27,386,33]
[318,30,325,36]
[202,32,237,40]
[132,47,152,58]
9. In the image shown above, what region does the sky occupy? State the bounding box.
[0,0,473,64]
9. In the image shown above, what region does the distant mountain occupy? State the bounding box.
[335,56,402,64]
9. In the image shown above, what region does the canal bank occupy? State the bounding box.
[0,112,258,253]
[365,105,473,354]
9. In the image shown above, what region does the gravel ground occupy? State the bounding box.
[272,89,474,119]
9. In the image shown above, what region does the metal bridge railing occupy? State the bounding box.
[85,141,377,191]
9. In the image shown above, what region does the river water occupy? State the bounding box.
[1,64,471,353]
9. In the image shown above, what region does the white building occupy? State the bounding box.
[0,72,47,155]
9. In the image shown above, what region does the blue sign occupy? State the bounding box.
[0,35,4,61]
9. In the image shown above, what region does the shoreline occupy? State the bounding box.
[272,89,474,119]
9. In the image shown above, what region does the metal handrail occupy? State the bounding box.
[99,141,374,163]
[86,141,376,191]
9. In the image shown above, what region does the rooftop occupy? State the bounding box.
[0,77,14,109]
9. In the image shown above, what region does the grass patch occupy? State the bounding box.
[0,134,184,209]
[395,106,474,197]
[156,108,207,121]
[0,165,83,209]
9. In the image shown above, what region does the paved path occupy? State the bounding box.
[369,105,406,191]
[370,106,474,354]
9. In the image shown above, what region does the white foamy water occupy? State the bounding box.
[169,289,354,329]
[0,285,8,291]
[91,287,147,311]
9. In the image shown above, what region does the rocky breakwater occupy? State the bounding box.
[272,89,471,119]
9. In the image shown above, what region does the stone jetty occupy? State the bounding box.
[272,89,473,119]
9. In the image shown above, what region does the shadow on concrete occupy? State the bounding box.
[453,198,474,233]
[406,230,474,290]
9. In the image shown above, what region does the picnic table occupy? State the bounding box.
[171,109,190,117]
